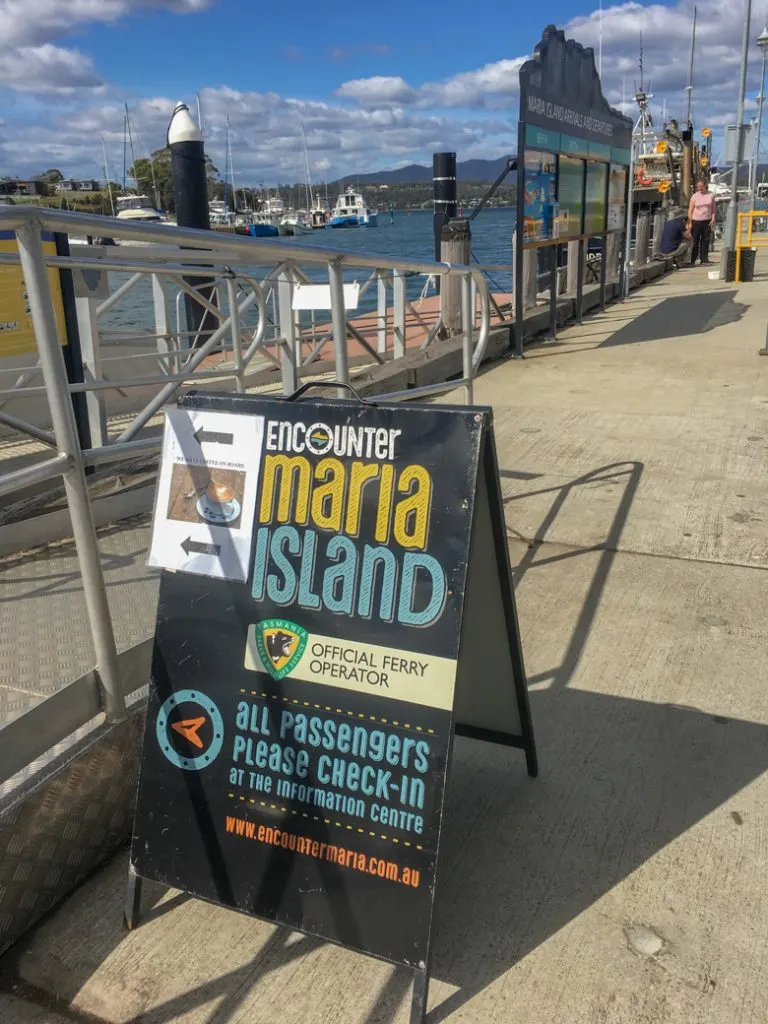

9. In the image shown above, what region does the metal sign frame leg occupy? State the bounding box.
[124,863,143,930]
[549,245,558,339]
[410,962,431,1023]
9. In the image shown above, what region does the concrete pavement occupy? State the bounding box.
[2,259,768,1023]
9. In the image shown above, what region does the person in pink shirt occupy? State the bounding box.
[687,179,716,265]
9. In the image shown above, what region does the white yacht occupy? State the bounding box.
[329,188,377,227]
[115,194,163,222]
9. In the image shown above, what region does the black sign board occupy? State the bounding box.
[519,25,632,152]
[127,387,536,1019]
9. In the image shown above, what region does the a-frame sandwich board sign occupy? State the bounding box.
[127,385,537,1022]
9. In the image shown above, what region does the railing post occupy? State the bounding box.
[377,271,388,355]
[392,269,406,358]
[566,239,581,294]
[461,273,474,405]
[226,276,244,393]
[16,219,125,723]
[152,275,173,372]
[328,259,350,385]
[277,268,298,395]
[74,294,107,448]
[522,249,537,310]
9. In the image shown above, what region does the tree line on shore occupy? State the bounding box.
[7,148,516,215]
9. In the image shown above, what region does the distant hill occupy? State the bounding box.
[333,157,513,185]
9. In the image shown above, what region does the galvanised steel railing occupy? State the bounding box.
[0,204,491,781]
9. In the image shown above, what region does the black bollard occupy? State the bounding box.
[168,102,218,348]
[433,153,457,293]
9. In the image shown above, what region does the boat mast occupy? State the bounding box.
[598,0,603,78]
[101,136,116,217]
[124,104,139,191]
[685,5,697,124]
[227,116,238,213]
[122,108,127,192]
[301,122,314,209]
[223,116,230,213]
[196,93,204,138]
[634,34,654,155]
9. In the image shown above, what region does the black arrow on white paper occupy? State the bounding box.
[181,537,221,557]
[193,426,234,446]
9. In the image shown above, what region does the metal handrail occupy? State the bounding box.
[0,205,493,769]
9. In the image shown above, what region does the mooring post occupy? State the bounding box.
[168,102,218,348]
[433,152,457,294]
[606,232,621,284]
[440,218,471,334]
[652,209,667,257]
[634,210,651,266]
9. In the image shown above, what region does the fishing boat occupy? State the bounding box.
[243,196,281,238]
[208,198,233,227]
[329,188,378,227]
[310,196,329,229]
[279,210,313,236]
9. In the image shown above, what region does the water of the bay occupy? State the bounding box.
[100,207,515,339]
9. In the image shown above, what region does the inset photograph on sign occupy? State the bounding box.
[148,407,264,582]
[523,150,556,244]
[166,463,246,530]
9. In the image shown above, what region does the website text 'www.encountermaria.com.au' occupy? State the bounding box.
[225,815,421,888]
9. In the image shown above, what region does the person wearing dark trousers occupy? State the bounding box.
[687,179,716,265]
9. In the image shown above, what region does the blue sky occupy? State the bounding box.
[0,0,759,182]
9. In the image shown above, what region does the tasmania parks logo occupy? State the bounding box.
[255,619,308,680]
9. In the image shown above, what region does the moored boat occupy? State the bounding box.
[115,194,164,222]
[310,195,329,228]
[279,210,313,236]
[329,188,378,227]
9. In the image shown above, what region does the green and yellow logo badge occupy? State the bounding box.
[254,619,308,680]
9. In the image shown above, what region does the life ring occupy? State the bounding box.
[635,170,654,187]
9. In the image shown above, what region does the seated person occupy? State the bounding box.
[656,208,691,264]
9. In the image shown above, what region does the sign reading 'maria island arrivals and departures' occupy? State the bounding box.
[129,388,537,1021]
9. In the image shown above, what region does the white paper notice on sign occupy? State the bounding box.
[148,407,264,582]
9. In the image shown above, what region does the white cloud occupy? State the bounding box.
[0,0,214,92]
[336,58,527,110]
[337,76,417,106]
[0,44,102,93]
[0,0,760,181]
[335,0,764,144]
[0,0,213,47]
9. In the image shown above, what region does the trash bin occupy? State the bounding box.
[725,250,737,282]
[739,247,757,282]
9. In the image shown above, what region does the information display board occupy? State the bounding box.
[0,231,67,357]
[584,162,608,236]
[514,25,634,354]
[557,155,585,239]
[129,389,536,1016]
